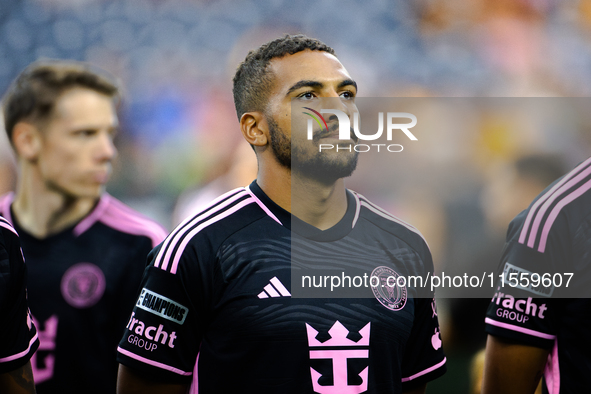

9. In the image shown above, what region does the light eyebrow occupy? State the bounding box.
[286,80,324,95]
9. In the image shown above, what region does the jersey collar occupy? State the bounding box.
[0,193,108,240]
[247,180,360,242]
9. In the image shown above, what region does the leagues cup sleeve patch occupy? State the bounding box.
[485,240,558,349]
[135,288,188,325]
[117,263,201,382]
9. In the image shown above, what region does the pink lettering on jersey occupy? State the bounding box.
[31,315,58,383]
[306,321,371,394]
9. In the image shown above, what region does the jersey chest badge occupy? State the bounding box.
[60,262,106,308]
[370,266,407,311]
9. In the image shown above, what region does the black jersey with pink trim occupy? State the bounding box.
[0,215,39,374]
[117,181,446,393]
[485,157,591,394]
[0,193,167,394]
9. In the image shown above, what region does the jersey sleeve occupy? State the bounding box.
[400,245,446,390]
[116,239,210,384]
[484,203,570,349]
[400,296,447,389]
[484,238,558,349]
[0,219,39,374]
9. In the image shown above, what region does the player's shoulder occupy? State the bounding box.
[351,190,430,253]
[169,186,270,244]
[0,214,18,249]
[0,215,21,269]
[510,157,591,253]
[149,186,274,275]
[79,193,168,248]
[0,215,16,234]
[0,204,19,241]
[0,192,14,221]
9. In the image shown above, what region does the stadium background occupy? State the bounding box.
[2,0,591,392]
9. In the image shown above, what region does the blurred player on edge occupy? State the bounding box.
[1,60,167,393]
[0,216,38,394]
[482,157,591,393]
[117,34,446,394]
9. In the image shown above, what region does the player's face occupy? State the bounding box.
[265,50,358,180]
[36,88,118,199]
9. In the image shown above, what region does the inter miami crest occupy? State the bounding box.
[60,262,106,308]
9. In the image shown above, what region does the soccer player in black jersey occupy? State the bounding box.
[0,216,38,394]
[482,158,591,393]
[117,35,446,394]
[1,61,167,393]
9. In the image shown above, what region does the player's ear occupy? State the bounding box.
[12,122,42,161]
[240,111,268,148]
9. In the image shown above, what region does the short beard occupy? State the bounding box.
[267,117,358,183]
[268,117,291,169]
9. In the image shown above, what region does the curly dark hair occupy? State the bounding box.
[2,59,120,143]
[232,34,335,120]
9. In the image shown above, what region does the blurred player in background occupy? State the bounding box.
[448,153,566,351]
[1,61,167,393]
[0,127,15,195]
[482,157,591,393]
[117,34,446,393]
[0,216,38,394]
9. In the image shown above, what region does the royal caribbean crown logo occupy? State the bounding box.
[305,320,371,394]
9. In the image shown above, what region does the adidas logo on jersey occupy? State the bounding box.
[257,277,291,299]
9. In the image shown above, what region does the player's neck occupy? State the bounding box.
[12,168,98,239]
[292,175,348,230]
[257,165,348,230]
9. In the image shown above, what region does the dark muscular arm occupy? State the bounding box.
[117,364,188,394]
[0,362,36,394]
[482,334,549,394]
